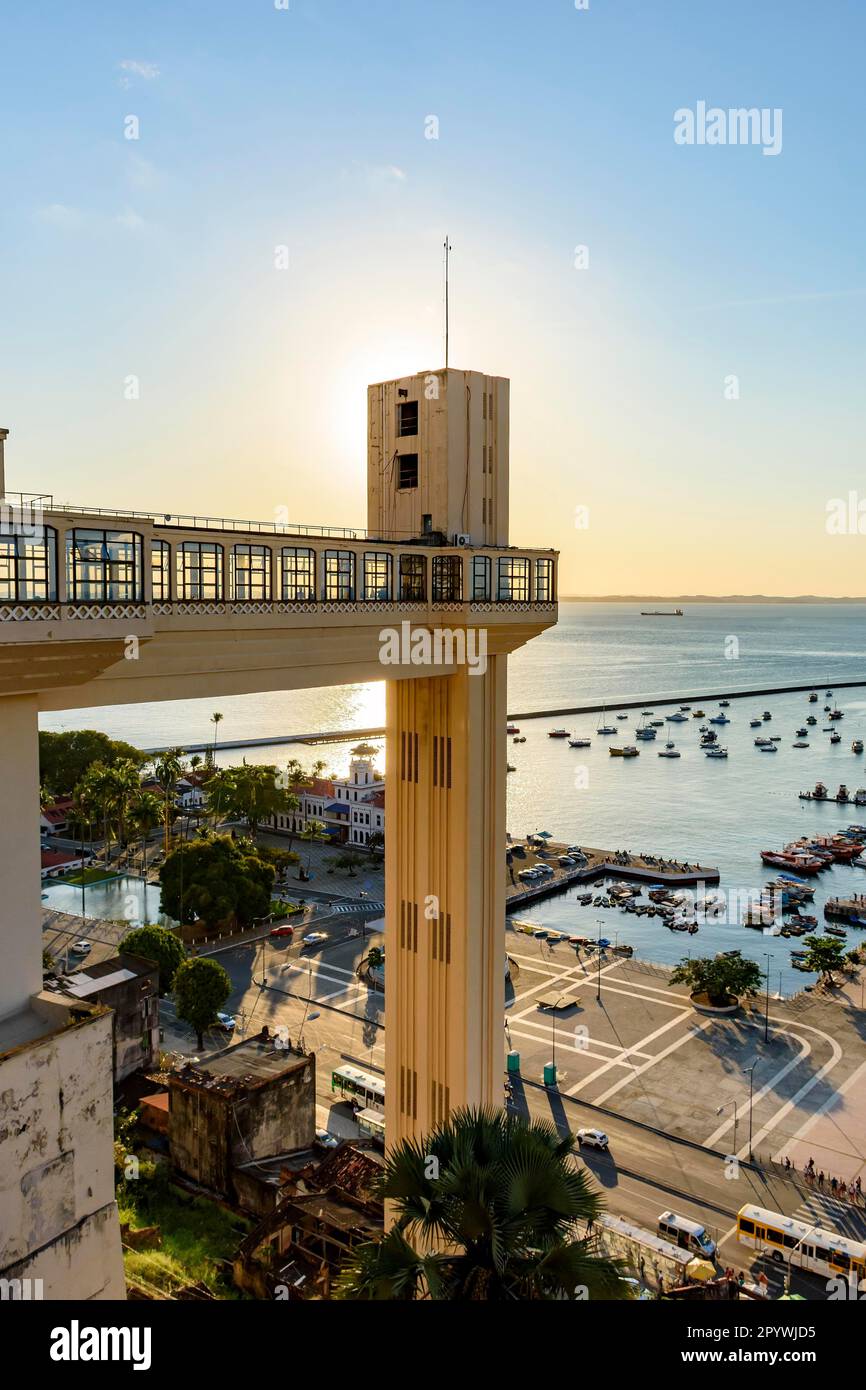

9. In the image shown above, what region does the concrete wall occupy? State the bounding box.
[0,695,42,1019]
[0,1000,125,1299]
[169,1056,316,1197]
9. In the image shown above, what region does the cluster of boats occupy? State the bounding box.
[761,827,866,876]
[582,882,700,932]
[541,690,863,764]
[799,781,866,805]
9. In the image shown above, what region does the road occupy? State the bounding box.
[157,909,866,1299]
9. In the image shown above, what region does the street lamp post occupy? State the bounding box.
[743,1061,757,1159]
[596,919,603,1002]
[764,952,772,1044]
[716,1100,738,1153]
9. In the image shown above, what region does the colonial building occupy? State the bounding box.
[269,754,385,849]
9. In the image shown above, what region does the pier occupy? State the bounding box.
[506,840,720,911]
[141,679,866,757]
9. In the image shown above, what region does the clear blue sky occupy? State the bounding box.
[2,0,864,592]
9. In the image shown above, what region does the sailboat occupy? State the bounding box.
[658,740,681,758]
[596,705,617,735]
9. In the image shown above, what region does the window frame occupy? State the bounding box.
[363,551,393,601]
[151,539,171,602]
[432,554,463,602]
[471,554,491,601]
[176,540,225,601]
[397,453,419,490]
[535,557,555,602]
[230,543,272,601]
[0,523,58,603]
[279,546,317,602]
[398,553,426,601]
[397,400,419,437]
[323,549,356,601]
[497,556,530,602]
[65,528,143,603]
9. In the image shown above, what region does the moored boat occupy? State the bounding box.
[548,728,570,738]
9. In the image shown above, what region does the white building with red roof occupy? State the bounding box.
[270,755,384,848]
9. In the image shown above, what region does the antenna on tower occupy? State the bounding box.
[444,235,452,368]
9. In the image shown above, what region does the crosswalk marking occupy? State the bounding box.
[789,1191,866,1241]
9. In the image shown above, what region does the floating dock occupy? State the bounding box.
[506,840,720,910]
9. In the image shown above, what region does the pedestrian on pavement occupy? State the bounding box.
[831,1177,838,1196]
[818,1171,825,1189]
[784,1156,791,1171]
[856,1177,863,1202]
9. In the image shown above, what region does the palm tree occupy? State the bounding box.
[76,762,116,867]
[107,759,142,857]
[299,818,327,876]
[210,712,223,765]
[153,749,184,856]
[336,1107,628,1302]
[129,790,162,878]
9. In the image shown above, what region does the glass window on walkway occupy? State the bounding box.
[280,547,316,601]
[471,554,491,600]
[432,555,463,602]
[231,544,272,600]
[497,556,530,601]
[324,549,355,601]
[363,552,392,600]
[66,529,143,602]
[0,524,57,602]
[535,557,555,601]
[399,553,426,601]
[177,541,224,600]
[151,540,171,601]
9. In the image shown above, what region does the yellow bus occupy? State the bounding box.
[736,1204,866,1286]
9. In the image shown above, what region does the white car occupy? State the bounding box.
[71,940,91,956]
[576,1127,609,1151]
[303,931,329,947]
[316,1130,340,1149]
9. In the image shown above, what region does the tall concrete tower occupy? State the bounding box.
[367,368,509,546]
[368,367,518,1148]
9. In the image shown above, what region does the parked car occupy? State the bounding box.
[216,1012,236,1032]
[269,924,294,939]
[576,1127,609,1151]
[70,940,91,956]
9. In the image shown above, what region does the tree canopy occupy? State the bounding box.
[206,764,297,838]
[121,924,186,994]
[40,729,146,797]
[670,954,763,1006]
[801,934,848,984]
[173,957,231,1049]
[158,834,274,932]
[336,1107,627,1301]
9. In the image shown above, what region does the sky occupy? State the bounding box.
[1,0,865,596]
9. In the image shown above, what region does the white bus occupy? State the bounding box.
[736,1204,866,1286]
[356,1107,386,1146]
[330,1064,385,1110]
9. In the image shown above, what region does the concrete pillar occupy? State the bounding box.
[0,695,43,1019]
[385,654,507,1147]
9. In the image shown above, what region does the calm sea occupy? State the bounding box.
[43,602,866,991]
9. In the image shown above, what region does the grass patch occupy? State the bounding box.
[60,866,121,886]
[118,1168,252,1298]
